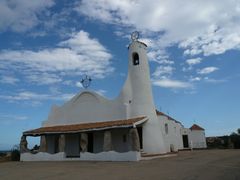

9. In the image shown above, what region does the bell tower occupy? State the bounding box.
[119,32,167,154]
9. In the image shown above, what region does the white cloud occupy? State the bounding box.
[0,30,113,85]
[75,81,83,88]
[0,76,19,85]
[186,58,202,66]
[203,77,226,83]
[0,0,54,32]
[95,89,107,96]
[0,114,28,121]
[76,0,240,56]
[27,73,62,85]
[153,66,175,77]
[198,67,219,75]
[152,78,192,89]
[0,91,75,102]
[183,57,202,72]
[0,114,28,125]
[189,76,201,82]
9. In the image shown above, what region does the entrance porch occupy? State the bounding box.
[20,117,147,161]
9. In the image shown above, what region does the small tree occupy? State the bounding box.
[11,145,20,161]
[230,129,240,149]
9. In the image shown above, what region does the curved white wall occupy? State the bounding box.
[43,91,127,126]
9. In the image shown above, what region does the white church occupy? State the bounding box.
[20,32,207,161]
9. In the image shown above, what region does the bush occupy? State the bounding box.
[230,133,240,149]
[11,145,20,161]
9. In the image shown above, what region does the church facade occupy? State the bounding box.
[20,33,207,161]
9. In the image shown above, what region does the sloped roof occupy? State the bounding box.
[23,116,147,136]
[155,109,182,125]
[190,124,205,131]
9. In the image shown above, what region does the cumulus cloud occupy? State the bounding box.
[0,30,113,85]
[76,0,240,56]
[0,114,28,125]
[198,67,219,74]
[152,66,175,77]
[186,58,202,66]
[189,76,201,82]
[0,0,54,32]
[0,91,75,102]
[152,78,192,89]
[0,76,19,85]
[27,73,62,85]
[183,57,202,72]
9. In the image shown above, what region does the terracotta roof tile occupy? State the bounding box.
[23,116,147,136]
[190,124,205,131]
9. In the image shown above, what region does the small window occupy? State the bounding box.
[165,123,168,134]
[132,52,139,65]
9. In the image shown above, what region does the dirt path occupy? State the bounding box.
[0,149,239,180]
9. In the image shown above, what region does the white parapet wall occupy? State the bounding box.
[21,152,66,161]
[80,151,141,161]
[20,151,141,162]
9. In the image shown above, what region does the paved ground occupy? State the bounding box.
[0,149,240,180]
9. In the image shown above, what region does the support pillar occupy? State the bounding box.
[39,135,47,152]
[80,133,88,152]
[103,130,112,151]
[58,134,65,152]
[20,135,29,153]
[129,128,140,151]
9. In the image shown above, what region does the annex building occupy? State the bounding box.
[20,32,207,161]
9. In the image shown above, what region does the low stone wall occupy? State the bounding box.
[20,151,140,161]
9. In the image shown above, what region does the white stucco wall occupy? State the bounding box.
[43,92,127,126]
[119,41,166,154]
[21,151,141,161]
[189,130,207,148]
[158,115,183,152]
[80,151,140,161]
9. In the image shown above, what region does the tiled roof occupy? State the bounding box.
[190,124,205,131]
[155,109,182,125]
[23,116,147,136]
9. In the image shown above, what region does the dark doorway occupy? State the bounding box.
[65,134,80,158]
[88,133,94,153]
[137,127,143,149]
[182,135,189,148]
[54,135,59,153]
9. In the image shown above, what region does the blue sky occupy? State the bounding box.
[0,0,240,150]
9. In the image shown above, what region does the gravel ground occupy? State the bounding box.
[0,149,239,180]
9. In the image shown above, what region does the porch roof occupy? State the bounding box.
[23,116,148,136]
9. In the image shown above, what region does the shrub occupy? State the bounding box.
[11,145,20,161]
